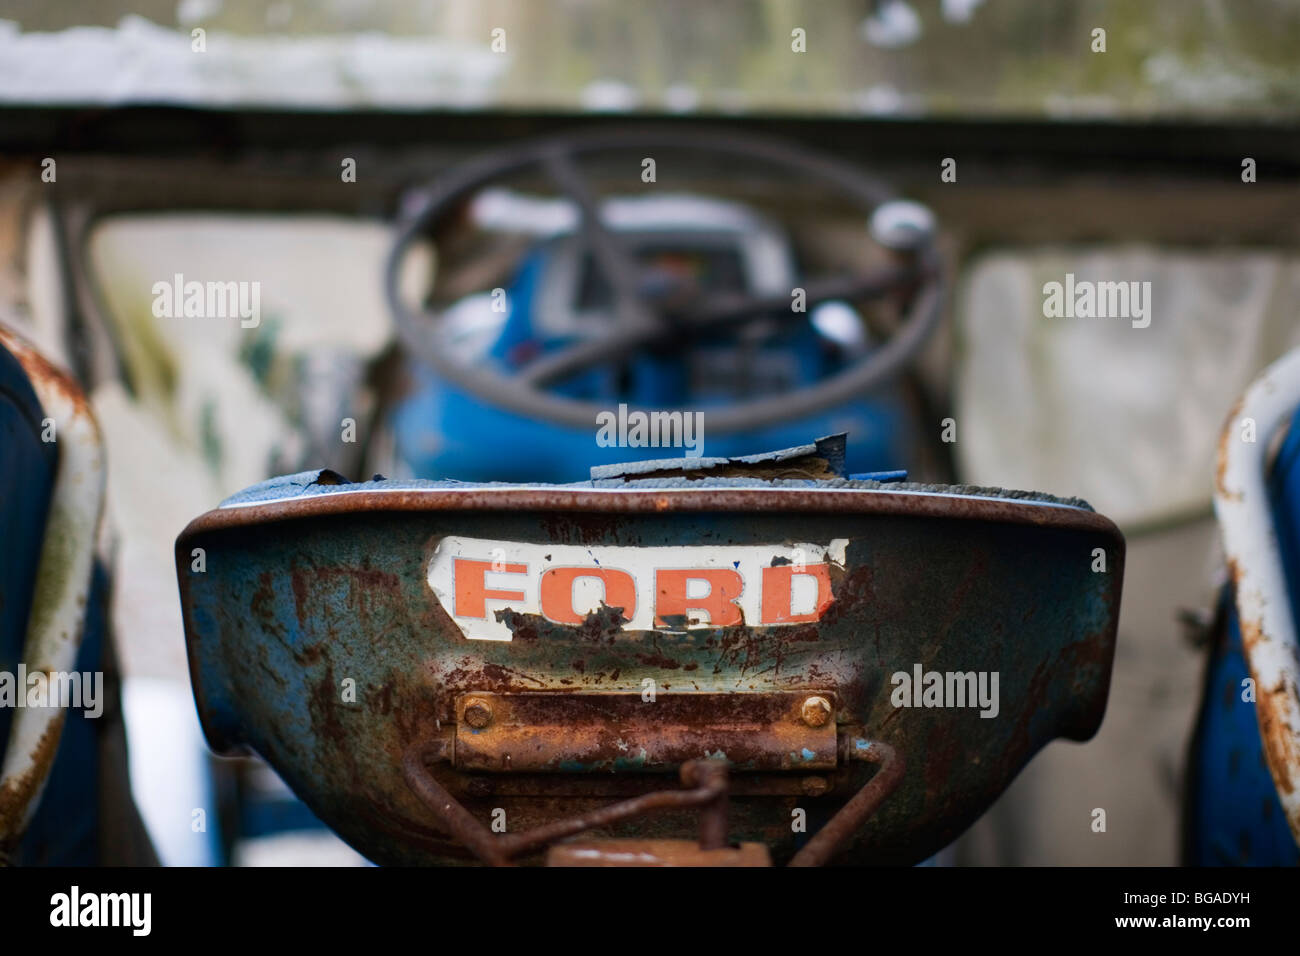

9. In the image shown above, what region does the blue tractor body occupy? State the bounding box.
[391,197,912,483]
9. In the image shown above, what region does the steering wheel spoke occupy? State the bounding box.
[515,333,646,388]
[540,147,663,337]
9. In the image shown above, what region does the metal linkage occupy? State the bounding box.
[789,739,903,867]
[403,740,732,866]
[403,735,903,867]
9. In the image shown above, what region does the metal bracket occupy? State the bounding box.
[402,732,902,866]
[451,691,839,773]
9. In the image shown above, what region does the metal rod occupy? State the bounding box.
[403,742,732,866]
[788,739,903,867]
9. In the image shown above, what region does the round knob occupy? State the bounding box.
[870,199,936,252]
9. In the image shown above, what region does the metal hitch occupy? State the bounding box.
[403,734,903,866]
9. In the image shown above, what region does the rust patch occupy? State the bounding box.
[451,691,838,773]
[175,470,1123,866]
[0,326,95,423]
[498,604,628,645]
[1254,668,1298,796]
[180,485,1120,537]
[1215,396,1245,501]
[0,717,66,845]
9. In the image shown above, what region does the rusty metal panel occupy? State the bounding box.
[452,692,837,773]
[177,482,1123,865]
[590,433,847,482]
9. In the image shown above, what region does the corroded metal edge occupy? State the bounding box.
[174,485,1125,765]
[0,323,105,849]
[451,691,840,773]
[177,485,1122,539]
[1213,347,1300,846]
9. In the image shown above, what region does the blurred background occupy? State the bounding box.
[1,0,1298,865]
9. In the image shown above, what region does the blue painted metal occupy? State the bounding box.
[1188,592,1300,865]
[394,370,909,482]
[236,787,333,841]
[177,468,1122,865]
[391,248,911,483]
[1189,410,1300,865]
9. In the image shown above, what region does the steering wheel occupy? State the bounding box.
[384,125,942,435]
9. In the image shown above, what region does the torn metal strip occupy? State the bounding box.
[0,324,105,851]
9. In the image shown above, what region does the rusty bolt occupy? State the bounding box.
[800,696,832,728]
[463,697,493,729]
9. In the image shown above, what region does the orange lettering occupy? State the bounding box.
[540,567,637,624]
[760,564,833,624]
[655,568,743,627]
[454,558,526,618]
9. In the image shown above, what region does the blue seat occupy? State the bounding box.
[1188,416,1300,865]
[0,338,105,865]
